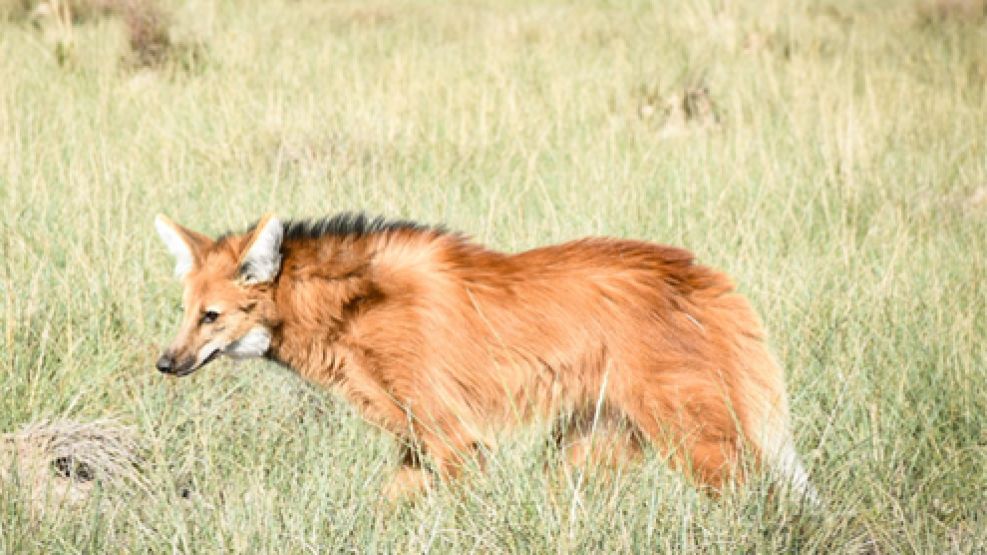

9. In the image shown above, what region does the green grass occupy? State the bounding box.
[1,0,986,552]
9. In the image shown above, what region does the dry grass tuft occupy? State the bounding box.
[0,418,145,515]
[638,83,720,139]
[118,0,171,67]
[23,0,191,68]
[0,0,38,21]
[919,0,987,21]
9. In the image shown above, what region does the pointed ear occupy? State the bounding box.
[238,214,283,284]
[155,215,213,279]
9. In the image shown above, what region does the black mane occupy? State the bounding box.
[282,212,441,241]
[216,212,444,245]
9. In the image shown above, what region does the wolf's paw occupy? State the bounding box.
[383,467,431,503]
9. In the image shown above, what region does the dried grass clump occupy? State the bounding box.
[30,0,115,23]
[118,0,171,67]
[24,0,195,68]
[0,0,34,21]
[637,83,720,139]
[918,0,987,22]
[0,418,145,515]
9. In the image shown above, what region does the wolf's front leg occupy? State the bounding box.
[382,427,482,501]
[384,443,431,501]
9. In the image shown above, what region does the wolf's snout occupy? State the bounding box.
[155,354,176,374]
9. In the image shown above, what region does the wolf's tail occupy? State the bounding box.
[740,349,821,506]
[761,430,820,506]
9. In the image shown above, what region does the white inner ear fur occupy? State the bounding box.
[240,217,283,284]
[155,216,195,279]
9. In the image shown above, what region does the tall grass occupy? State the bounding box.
[1,0,985,552]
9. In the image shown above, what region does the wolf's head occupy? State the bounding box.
[153,214,282,376]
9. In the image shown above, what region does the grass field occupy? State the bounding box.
[1,0,986,552]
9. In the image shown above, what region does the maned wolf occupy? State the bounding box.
[154,213,817,501]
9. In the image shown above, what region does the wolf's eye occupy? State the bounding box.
[201,310,220,324]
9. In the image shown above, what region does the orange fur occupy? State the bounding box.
[155,214,813,499]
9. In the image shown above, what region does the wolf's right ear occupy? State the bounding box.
[237,214,283,284]
[154,215,213,279]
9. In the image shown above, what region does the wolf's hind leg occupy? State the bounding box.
[611,383,743,492]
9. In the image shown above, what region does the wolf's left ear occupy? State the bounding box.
[155,214,213,279]
[238,214,283,284]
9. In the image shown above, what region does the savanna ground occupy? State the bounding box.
[1,0,986,552]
